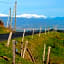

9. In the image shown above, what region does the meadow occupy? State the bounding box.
[0,31,64,64]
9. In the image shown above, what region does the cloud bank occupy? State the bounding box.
[0,13,47,18]
[0,14,8,17]
[17,14,47,18]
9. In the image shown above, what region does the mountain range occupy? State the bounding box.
[0,13,64,30]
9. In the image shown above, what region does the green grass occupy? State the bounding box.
[0,27,10,34]
[0,32,64,64]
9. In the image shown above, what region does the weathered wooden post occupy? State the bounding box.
[14,0,17,31]
[22,29,26,42]
[22,41,28,58]
[39,27,42,37]
[10,8,12,29]
[53,26,54,31]
[53,25,57,32]
[43,44,46,64]
[32,28,34,39]
[11,3,15,28]
[12,40,16,64]
[46,46,51,64]
[7,32,12,46]
[21,29,26,57]
[48,27,49,34]
[45,28,46,35]
[7,9,10,28]
[0,56,10,61]
[21,42,23,57]
[26,48,35,63]
[55,25,57,32]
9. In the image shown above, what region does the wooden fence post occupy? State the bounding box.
[7,9,10,28]
[53,25,57,32]
[32,28,34,39]
[46,46,51,64]
[14,0,17,31]
[39,27,42,37]
[21,29,26,57]
[10,8,12,29]
[43,44,46,64]
[22,41,28,58]
[12,40,16,64]
[45,28,46,35]
[48,27,49,34]
[55,26,57,32]
[22,29,25,42]
[21,42,23,57]
[26,48,35,63]
[7,32,12,46]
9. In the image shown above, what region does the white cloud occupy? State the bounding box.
[0,13,47,19]
[50,16,64,18]
[0,14,8,17]
[16,14,47,19]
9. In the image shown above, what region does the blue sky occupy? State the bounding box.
[0,0,64,17]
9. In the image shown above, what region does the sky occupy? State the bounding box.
[0,0,64,17]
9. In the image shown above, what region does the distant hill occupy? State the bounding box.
[0,16,64,30]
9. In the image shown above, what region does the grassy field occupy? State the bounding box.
[0,32,64,64]
[0,27,10,34]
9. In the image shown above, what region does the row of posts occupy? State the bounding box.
[12,41,51,64]
[43,44,51,64]
[7,27,50,47]
[7,0,17,31]
[6,27,52,64]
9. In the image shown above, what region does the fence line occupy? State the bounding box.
[46,46,51,64]
[7,32,12,47]
[43,44,46,64]
[12,40,16,64]
[0,26,57,64]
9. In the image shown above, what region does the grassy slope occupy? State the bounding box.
[0,27,10,34]
[0,32,64,64]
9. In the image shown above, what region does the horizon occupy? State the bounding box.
[0,0,64,17]
[0,13,64,19]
